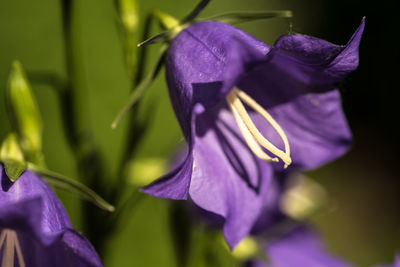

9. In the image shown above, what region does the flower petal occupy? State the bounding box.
[237,18,365,109]
[140,153,194,200]
[251,89,352,169]
[189,104,272,249]
[0,165,103,267]
[140,104,205,200]
[11,228,103,267]
[250,171,287,235]
[166,21,270,135]
[231,20,364,169]
[0,167,70,245]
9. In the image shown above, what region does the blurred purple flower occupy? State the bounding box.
[143,18,364,248]
[247,226,355,267]
[0,165,103,267]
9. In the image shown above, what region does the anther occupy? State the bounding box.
[226,87,292,168]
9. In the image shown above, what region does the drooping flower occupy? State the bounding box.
[143,18,365,248]
[246,226,355,267]
[0,165,103,267]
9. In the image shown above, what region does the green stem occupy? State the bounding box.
[60,0,111,255]
[170,202,192,267]
[112,10,159,201]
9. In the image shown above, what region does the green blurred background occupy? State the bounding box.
[0,0,398,266]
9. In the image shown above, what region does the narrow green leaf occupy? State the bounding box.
[137,31,170,47]
[27,163,115,212]
[111,44,168,129]
[203,10,293,24]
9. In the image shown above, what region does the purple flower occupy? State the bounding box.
[247,226,355,267]
[143,18,364,248]
[0,165,103,267]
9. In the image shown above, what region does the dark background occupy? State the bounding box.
[0,0,398,266]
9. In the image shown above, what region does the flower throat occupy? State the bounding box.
[226,87,292,168]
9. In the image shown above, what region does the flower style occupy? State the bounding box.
[0,165,103,267]
[247,226,355,267]
[143,18,365,248]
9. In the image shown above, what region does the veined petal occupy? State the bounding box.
[189,104,272,249]
[231,20,364,169]
[165,21,270,138]
[235,18,364,109]
[140,104,205,200]
[10,228,102,267]
[0,167,70,245]
[140,153,193,200]
[252,89,352,169]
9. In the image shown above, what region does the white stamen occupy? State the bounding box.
[230,103,279,163]
[0,231,6,249]
[1,230,14,267]
[0,229,26,267]
[226,87,292,168]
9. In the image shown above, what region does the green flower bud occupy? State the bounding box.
[6,61,44,166]
[117,0,139,33]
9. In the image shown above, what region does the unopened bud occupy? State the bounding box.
[6,61,44,165]
[117,0,139,33]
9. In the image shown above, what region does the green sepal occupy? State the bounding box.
[152,9,179,30]
[1,159,27,182]
[137,0,211,47]
[137,31,171,47]
[203,10,292,25]
[27,163,115,212]
[0,133,27,181]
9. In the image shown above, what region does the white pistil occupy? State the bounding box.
[0,229,26,267]
[226,87,292,168]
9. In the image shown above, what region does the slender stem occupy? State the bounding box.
[181,0,211,24]
[170,202,192,267]
[60,0,110,254]
[113,10,158,197]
